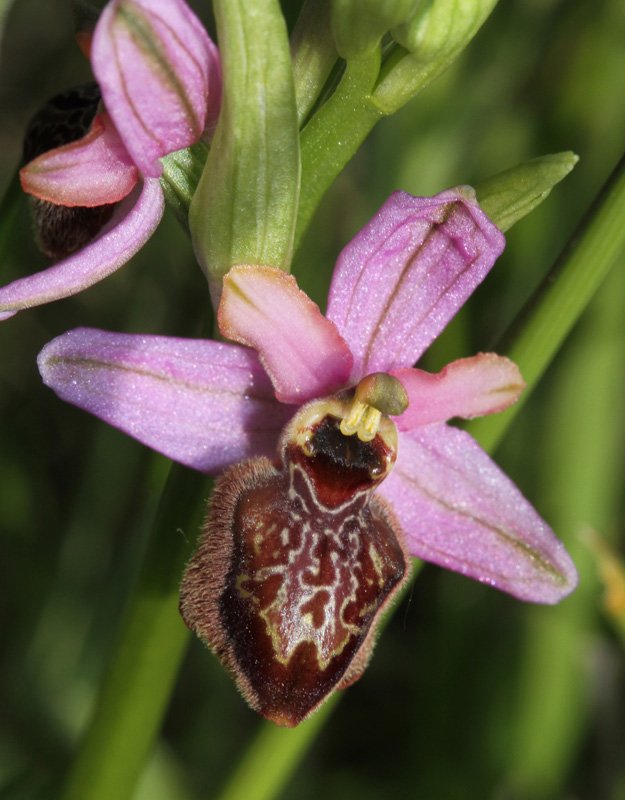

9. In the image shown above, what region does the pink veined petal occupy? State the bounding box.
[378,425,577,603]
[0,179,164,318]
[93,0,221,177]
[218,265,354,404]
[20,114,138,207]
[392,354,525,430]
[38,328,293,473]
[326,188,506,380]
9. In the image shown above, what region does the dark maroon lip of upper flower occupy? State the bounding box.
[22,82,102,165]
[285,415,395,509]
[22,83,117,260]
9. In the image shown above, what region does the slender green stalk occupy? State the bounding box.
[468,151,625,451]
[60,465,211,800]
[217,698,338,800]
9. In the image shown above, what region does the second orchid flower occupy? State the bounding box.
[0,0,220,321]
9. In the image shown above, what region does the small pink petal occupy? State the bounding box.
[326,189,505,380]
[392,354,525,429]
[0,179,163,318]
[20,114,138,207]
[93,0,221,176]
[38,328,292,473]
[379,425,577,603]
[218,265,353,404]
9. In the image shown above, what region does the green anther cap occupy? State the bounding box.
[354,373,409,417]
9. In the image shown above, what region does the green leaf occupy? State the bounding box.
[189,0,300,300]
[476,152,579,232]
[331,0,418,60]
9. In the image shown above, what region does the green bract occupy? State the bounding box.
[476,152,580,233]
[189,0,300,300]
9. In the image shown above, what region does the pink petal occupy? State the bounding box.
[218,265,354,404]
[93,0,221,177]
[392,354,525,430]
[326,189,506,379]
[378,425,577,603]
[38,328,292,473]
[20,114,138,207]
[0,179,163,317]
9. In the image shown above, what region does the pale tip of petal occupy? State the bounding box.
[393,353,526,430]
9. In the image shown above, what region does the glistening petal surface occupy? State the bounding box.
[326,189,506,378]
[378,425,577,603]
[219,265,353,404]
[38,328,293,473]
[93,0,221,176]
[0,179,164,317]
[392,354,525,429]
[20,114,138,206]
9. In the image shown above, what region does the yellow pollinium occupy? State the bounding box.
[340,373,408,443]
[339,400,381,442]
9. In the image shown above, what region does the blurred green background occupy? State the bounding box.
[1,1,625,798]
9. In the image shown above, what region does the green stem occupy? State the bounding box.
[60,465,211,800]
[217,697,338,800]
[467,151,625,451]
[295,53,382,248]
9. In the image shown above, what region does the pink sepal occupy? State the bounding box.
[38,328,293,473]
[20,114,138,207]
[392,354,524,429]
[218,265,354,404]
[379,425,578,603]
[92,0,221,177]
[0,179,163,318]
[326,189,505,379]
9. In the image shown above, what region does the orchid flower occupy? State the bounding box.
[0,0,220,322]
[38,188,577,609]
